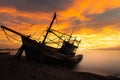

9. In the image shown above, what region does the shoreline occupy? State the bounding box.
[0,54,119,80]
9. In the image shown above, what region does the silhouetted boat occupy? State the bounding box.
[0,12,83,65]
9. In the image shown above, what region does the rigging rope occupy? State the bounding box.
[37,30,46,41]
[30,24,46,39]
[30,13,52,41]
[2,28,21,44]
[46,37,61,47]
[55,17,63,30]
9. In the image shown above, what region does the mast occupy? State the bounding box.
[42,12,56,44]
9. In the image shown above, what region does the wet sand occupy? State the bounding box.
[0,54,119,80]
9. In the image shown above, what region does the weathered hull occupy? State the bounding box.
[21,37,83,64]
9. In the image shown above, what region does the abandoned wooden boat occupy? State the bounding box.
[0,12,83,65]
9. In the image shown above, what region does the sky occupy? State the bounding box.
[0,0,120,50]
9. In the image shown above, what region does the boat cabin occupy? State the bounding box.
[59,41,78,56]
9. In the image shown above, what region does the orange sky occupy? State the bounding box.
[0,0,120,50]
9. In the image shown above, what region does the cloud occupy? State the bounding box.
[65,7,120,32]
[0,0,74,12]
[65,16,82,30]
[95,46,120,50]
[83,7,120,29]
[0,12,50,27]
[69,17,82,27]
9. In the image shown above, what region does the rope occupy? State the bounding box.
[31,24,46,38]
[37,30,46,41]
[30,13,52,40]
[2,28,21,44]
[55,17,63,30]
[46,37,61,47]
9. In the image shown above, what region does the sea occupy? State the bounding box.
[74,50,120,77]
[1,49,120,77]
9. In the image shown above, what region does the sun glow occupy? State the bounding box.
[0,0,120,50]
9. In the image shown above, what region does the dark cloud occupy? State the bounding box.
[0,0,74,12]
[68,17,82,31]
[0,12,50,27]
[83,7,120,29]
[69,17,82,27]
[61,16,82,32]
[63,7,120,33]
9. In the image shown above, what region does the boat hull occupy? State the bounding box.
[21,36,83,64]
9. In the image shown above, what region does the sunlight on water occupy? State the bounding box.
[75,50,120,76]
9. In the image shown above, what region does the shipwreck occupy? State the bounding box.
[0,12,83,65]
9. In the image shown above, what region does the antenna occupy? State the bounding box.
[68,27,75,42]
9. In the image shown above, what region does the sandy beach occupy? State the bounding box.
[0,54,119,80]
